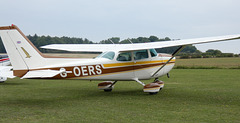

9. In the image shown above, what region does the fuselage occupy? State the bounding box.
[27,49,175,81]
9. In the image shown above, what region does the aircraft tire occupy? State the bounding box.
[104,89,112,92]
[149,92,158,95]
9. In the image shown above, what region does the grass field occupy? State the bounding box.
[1,69,240,123]
[175,57,240,69]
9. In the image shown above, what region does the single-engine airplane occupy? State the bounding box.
[0,25,239,94]
[0,55,14,82]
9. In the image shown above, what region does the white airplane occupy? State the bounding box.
[0,25,239,94]
[0,55,10,66]
[0,55,14,82]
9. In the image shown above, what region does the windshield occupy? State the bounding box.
[96,51,115,60]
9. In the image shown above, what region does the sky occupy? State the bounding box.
[1,0,240,53]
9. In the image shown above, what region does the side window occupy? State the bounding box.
[134,50,149,60]
[117,52,132,61]
[150,49,158,57]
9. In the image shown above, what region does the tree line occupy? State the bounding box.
[179,49,239,59]
[0,34,95,53]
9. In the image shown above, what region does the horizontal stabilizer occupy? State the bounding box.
[41,34,240,52]
[21,69,63,79]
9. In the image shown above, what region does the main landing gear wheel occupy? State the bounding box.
[143,80,164,95]
[149,92,158,95]
[98,81,117,92]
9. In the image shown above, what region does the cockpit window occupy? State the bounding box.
[134,50,149,60]
[96,51,115,60]
[117,52,132,61]
[150,49,158,57]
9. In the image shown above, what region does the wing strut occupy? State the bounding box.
[151,45,186,77]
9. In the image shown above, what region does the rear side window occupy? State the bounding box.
[134,50,149,60]
[117,52,132,61]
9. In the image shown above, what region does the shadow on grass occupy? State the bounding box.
[0,82,26,86]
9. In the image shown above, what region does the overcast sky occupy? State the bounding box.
[1,0,240,53]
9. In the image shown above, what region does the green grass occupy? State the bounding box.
[0,69,240,122]
[175,57,240,69]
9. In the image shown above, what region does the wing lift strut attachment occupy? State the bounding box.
[151,45,186,78]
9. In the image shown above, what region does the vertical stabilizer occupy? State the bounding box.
[0,25,46,77]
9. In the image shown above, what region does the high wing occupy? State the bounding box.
[41,34,240,52]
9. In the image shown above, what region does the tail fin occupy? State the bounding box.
[0,25,46,77]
